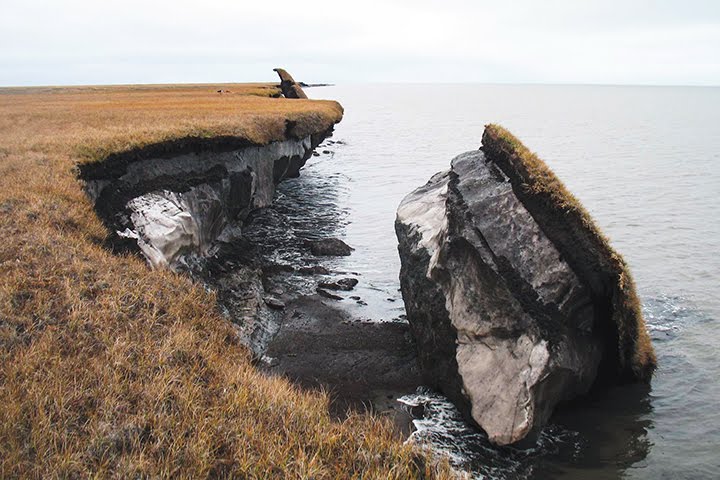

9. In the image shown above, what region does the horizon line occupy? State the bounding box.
[1,80,719,90]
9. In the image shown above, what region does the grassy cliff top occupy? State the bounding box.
[482,124,656,383]
[0,83,343,164]
[0,84,448,478]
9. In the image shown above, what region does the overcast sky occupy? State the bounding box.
[1,0,719,86]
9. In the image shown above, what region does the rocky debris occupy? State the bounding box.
[273,68,308,99]
[316,288,343,300]
[318,277,358,291]
[263,296,285,310]
[307,238,354,256]
[395,125,656,446]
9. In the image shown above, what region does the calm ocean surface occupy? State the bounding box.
[294,84,720,479]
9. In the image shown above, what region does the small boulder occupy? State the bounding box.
[308,238,354,257]
[318,277,359,291]
[299,265,331,275]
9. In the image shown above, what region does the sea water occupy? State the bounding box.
[288,84,720,479]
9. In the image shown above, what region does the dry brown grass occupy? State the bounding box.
[0,83,343,164]
[482,124,656,382]
[0,84,452,479]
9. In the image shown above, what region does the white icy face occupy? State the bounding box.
[456,335,550,445]
[396,170,450,272]
[121,186,226,268]
[111,136,314,269]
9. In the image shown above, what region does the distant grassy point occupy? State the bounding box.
[0,83,450,478]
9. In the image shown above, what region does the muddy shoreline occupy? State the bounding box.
[184,144,424,433]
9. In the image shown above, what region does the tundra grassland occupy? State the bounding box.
[0,84,452,479]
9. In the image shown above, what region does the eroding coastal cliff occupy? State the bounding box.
[396,124,656,446]
[79,130,334,269]
[76,73,343,355]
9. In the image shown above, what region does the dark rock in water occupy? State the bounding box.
[273,68,309,99]
[316,287,343,300]
[319,277,358,291]
[401,398,427,419]
[308,238,354,256]
[336,278,358,290]
[395,124,656,446]
[299,265,331,275]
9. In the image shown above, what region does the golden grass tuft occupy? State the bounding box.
[0,84,452,478]
[482,124,656,382]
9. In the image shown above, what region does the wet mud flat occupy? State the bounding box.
[265,295,420,433]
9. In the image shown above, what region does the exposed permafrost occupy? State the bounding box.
[119,187,227,268]
[83,134,328,269]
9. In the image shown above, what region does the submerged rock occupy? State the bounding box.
[307,238,354,256]
[395,125,656,446]
[299,265,331,275]
[318,278,358,291]
[263,296,286,310]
